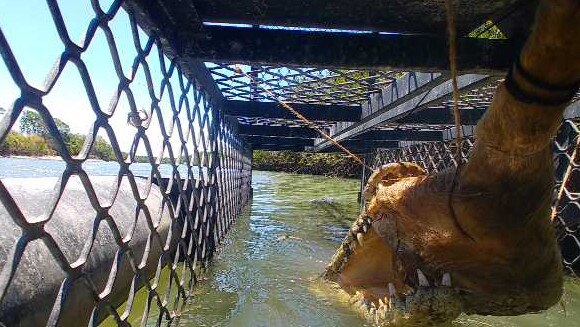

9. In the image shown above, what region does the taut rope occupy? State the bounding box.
[445,0,475,241]
[445,0,463,160]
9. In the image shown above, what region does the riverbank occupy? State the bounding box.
[7,155,63,161]
[252,150,362,178]
[0,131,116,161]
[3,155,104,162]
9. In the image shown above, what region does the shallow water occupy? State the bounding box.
[178,170,580,327]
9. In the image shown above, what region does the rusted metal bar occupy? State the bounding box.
[191,25,519,72]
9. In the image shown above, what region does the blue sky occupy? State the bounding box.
[0,0,201,157]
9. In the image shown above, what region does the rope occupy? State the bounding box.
[234,66,376,172]
[445,0,475,241]
[445,0,463,160]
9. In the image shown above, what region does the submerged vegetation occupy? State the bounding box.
[252,150,362,178]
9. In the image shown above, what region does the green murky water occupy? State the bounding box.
[175,171,580,327]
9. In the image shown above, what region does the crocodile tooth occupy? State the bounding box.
[378,298,385,307]
[442,273,452,286]
[385,296,392,310]
[417,269,430,287]
[377,305,385,314]
[357,233,364,246]
[345,233,354,244]
[362,224,368,233]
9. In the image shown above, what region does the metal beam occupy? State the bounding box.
[353,129,443,141]
[225,100,361,122]
[397,107,487,125]
[193,0,528,36]
[443,125,477,140]
[314,74,490,151]
[359,73,445,118]
[190,26,519,72]
[238,125,319,138]
[238,122,446,141]
[251,144,307,151]
[324,72,448,147]
[242,135,314,147]
[320,140,400,153]
[342,139,399,148]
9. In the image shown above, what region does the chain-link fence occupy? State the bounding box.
[553,119,580,277]
[207,64,400,105]
[0,0,251,325]
[370,119,580,277]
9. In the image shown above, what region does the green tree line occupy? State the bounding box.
[252,150,362,178]
[0,110,115,160]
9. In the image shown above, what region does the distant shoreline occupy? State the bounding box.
[252,150,361,179]
[2,155,104,162]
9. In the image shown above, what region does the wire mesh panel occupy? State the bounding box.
[0,0,251,325]
[207,63,399,105]
[371,137,475,174]
[370,119,580,277]
[553,120,580,277]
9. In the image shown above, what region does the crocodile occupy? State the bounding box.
[323,0,580,325]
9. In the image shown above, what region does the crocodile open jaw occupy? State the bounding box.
[323,212,463,326]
